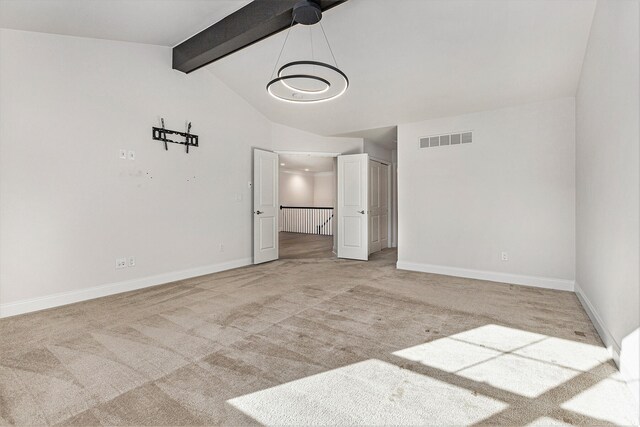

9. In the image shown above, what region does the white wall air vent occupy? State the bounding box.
[419,131,472,148]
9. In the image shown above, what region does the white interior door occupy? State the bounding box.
[253,149,279,264]
[380,163,390,249]
[369,161,381,254]
[337,153,369,260]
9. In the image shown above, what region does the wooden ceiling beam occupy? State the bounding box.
[172,0,347,74]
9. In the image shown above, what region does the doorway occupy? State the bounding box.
[278,153,336,259]
[253,149,392,264]
[368,159,391,254]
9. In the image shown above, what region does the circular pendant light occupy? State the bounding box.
[266,0,348,104]
[267,61,349,104]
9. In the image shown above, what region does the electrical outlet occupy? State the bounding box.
[501,251,509,261]
[115,257,127,269]
[119,149,127,159]
[219,243,224,253]
[128,256,136,267]
[128,150,136,161]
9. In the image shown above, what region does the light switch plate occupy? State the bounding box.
[119,149,127,159]
[128,150,136,161]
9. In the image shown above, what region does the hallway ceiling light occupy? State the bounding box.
[267,0,348,104]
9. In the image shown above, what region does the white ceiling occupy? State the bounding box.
[279,154,334,174]
[0,0,596,137]
[209,0,596,136]
[338,126,397,150]
[0,0,250,47]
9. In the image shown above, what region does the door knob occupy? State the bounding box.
[358,210,365,214]
[255,210,264,215]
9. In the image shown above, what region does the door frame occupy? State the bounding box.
[368,156,393,249]
[272,150,341,254]
[274,151,341,157]
[252,150,390,261]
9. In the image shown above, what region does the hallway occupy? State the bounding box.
[279,232,334,260]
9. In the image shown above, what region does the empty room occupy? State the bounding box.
[0,0,638,425]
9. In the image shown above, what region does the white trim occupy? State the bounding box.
[386,162,392,248]
[0,258,252,318]
[281,169,334,177]
[574,281,621,366]
[396,261,575,291]
[274,150,340,157]
[574,283,640,410]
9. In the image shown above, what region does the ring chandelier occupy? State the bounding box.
[266,0,349,104]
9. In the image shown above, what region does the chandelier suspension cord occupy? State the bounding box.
[270,18,296,80]
[319,21,339,68]
[310,26,314,60]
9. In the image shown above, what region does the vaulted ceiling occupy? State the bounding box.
[0,0,250,46]
[0,0,596,138]
[208,0,596,136]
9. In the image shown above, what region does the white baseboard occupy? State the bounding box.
[0,257,253,318]
[574,282,640,410]
[396,261,575,292]
[574,282,621,365]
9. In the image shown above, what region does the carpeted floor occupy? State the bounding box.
[279,232,334,260]
[0,238,638,425]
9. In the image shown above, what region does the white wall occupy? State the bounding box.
[313,173,334,207]
[575,0,639,398]
[0,29,365,316]
[278,170,334,208]
[271,123,363,155]
[397,98,576,290]
[279,171,315,206]
[363,140,392,163]
[0,29,272,315]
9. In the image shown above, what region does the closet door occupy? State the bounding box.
[368,161,381,254]
[379,163,389,249]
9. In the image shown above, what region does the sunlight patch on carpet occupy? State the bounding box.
[393,324,614,398]
[561,375,640,425]
[227,359,507,425]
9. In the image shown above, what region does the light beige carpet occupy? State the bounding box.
[0,244,638,425]
[279,232,335,260]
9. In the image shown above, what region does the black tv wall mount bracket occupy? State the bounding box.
[152,118,198,153]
